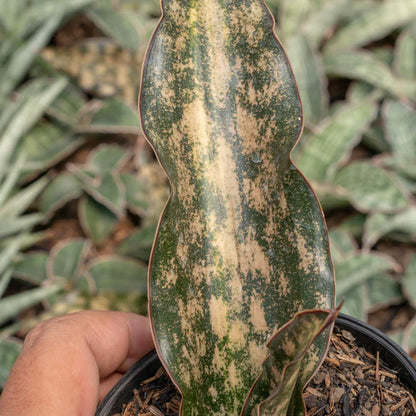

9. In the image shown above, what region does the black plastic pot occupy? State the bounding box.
[95,313,416,416]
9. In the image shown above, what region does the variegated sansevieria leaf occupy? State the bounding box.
[242,309,338,416]
[140,1,335,415]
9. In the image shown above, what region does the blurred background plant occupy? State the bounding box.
[0,0,415,388]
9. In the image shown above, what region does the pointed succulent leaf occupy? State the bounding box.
[46,85,86,126]
[294,99,378,182]
[335,252,400,299]
[362,125,391,154]
[87,7,139,52]
[284,35,328,126]
[12,252,48,285]
[0,337,22,388]
[301,0,349,49]
[17,122,86,177]
[0,78,68,179]
[39,172,82,215]
[311,182,350,212]
[277,0,320,41]
[141,1,335,415]
[242,309,337,416]
[116,223,157,261]
[328,228,357,263]
[87,173,126,217]
[10,0,94,45]
[333,162,409,213]
[0,214,44,239]
[86,144,130,175]
[0,152,26,207]
[403,255,416,309]
[325,0,416,52]
[340,285,368,321]
[363,206,416,249]
[0,284,62,327]
[47,239,91,282]
[402,317,416,354]
[324,50,416,101]
[382,100,416,163]
[120,173,150,216]
[0,18,64,101]
[347,82,375,103]
[367,273,402,311]
[81,255,147,294]
[0,176,48,222]
[80,99,141,135]
[78,196,118,244]
[394,23,416,79]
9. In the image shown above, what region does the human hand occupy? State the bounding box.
[0,311,154,416]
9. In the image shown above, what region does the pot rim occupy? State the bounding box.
[96,313,416,416]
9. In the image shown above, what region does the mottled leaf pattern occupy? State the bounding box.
[141,1,335,415]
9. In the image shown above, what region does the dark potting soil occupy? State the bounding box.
[112,328,416,416]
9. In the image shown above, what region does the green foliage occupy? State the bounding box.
[268,0,416,353]
[0,0,415,400]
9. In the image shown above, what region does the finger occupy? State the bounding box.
[0,311,154,416]
[98,372,124,402]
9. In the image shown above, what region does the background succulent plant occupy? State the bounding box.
[0,0,415,392]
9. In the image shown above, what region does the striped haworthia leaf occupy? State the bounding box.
[141,1,335,415]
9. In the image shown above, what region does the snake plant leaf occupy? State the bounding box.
[242,309,337,416]
[325,0,416,52]
[47,239,91,282]
[78,196,118,244]
[335,252,400,299]
[12,252,48,285]
[324,50,416,101]
[333,162,409,213]
[0,337,22,388]
[403,255,416,309]
[383,100,416,163]
[363,206,416,249]
[394,23,416,79]
[116,223,157,261]
[39,172,82,216]
[284,35,328,126]
[294,99,378,182]
[87,7,139,52]
[81,255,147,294]
[141,1,335,415]
[85,144,130,175]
